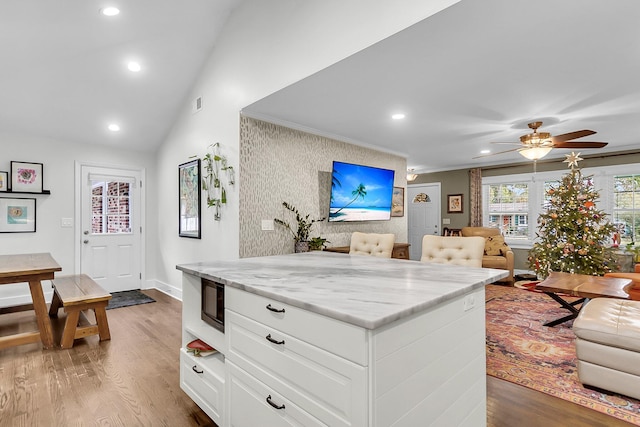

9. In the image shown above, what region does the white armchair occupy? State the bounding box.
[420,235,485,267]
[349,232,396,258]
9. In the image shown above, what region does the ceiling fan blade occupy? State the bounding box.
[472,147,520,159]
[551,130,596,143]
[553,141,608,149]
[490,141,521,145]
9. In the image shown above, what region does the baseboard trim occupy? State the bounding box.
[143,279,182,301]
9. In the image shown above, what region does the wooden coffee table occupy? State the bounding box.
[534,271,632,327]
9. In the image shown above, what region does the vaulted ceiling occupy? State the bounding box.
[0,0,239,152]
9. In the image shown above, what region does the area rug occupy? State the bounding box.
[485,284,640,425]
[107,290,155,310]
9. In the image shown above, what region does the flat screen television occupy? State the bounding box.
[328,161,395,222]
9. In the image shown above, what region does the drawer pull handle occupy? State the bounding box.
[265,334,285,345]
[192,365,203,374]
[266,395,285,410]
[266,304,285,313]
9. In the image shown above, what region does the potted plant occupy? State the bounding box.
[309,236,330,251]
[274,202,325,253]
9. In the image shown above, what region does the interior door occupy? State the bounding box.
[80,165,142,293]
[407,183,441,261]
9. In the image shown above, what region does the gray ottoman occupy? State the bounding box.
[573,298,640,400]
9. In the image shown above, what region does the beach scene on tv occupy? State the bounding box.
[329,161,395,222]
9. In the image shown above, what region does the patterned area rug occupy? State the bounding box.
[486,284,640,425]
[107,290,156,310]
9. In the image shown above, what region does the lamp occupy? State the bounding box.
[406,169,418,182]
[519,146,552,160]
[518,122,553,161]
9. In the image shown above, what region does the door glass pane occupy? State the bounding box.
[91,181,132,234]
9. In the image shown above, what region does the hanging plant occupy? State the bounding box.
[201,142,234,221]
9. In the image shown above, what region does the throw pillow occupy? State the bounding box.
[484,235,509,256]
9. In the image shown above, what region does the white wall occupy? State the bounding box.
[0,132,156,306]
[154,0,459,292]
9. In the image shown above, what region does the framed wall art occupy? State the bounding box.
[0,171,8,192]
[11,161,43,193]
[447,194,463,213]
[391,187,405,217]
[178,159,201,238]
[0,198,36,232]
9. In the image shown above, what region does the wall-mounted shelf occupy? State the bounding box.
[0,190,50,195]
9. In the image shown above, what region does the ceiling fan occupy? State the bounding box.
[475,121,608,161]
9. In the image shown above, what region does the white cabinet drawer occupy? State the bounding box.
[226,310,367,427]
[226,286,367,365]
[227,361,327,427]
[180,348,224,425]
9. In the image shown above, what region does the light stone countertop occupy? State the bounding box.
[176,251,508,330]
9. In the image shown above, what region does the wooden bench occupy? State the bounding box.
[48,274,112,349]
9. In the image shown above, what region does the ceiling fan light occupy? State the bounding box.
[407,169,418,181]
[519,146,552,160]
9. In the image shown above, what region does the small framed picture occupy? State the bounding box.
[0,171,8,192]
[391,187,404,217]
[0,198,36,232]
[11,161,43,193]
[447,194,463,213]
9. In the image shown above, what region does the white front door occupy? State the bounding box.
[407,183,441,261]
[79,164,143,293]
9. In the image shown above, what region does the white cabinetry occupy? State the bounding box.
[178,254,493,427]
[225,287,367,427]
[180,273,226,425]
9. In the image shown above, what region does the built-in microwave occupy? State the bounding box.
[201,278,225,333]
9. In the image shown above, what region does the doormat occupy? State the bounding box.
[107,290,156,310]
[485,284,640,425]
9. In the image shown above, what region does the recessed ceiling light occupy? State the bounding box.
[391,113,406,120]
[127,61,141,72]
[100,7,120,17]
[108,124,120,132]
[480,149,491,154]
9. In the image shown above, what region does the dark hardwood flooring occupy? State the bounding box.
[0,289,634,426]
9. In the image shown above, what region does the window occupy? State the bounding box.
[612,174,640,244]
[91,181,132,234]
[483,163,640,248]
[485,183,529,240]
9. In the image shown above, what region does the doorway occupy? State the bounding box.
[76,163,144,293]
[407,183,441,261]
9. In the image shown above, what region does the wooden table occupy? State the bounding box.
[0,253,62,349]
[535,271,632,327]
[324,243,410,259]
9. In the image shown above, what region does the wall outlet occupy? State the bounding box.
[443,218,451,224]
[261,219,275,231]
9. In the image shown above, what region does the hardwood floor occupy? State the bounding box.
[0,289,214,427]
[0,289,634,426]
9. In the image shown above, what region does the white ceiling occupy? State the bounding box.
[0,0,239,152]
[244,0,640,173]
[2,1,639,172]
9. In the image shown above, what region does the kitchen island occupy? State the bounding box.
[177,252,507,427]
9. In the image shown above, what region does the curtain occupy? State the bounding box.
[469,168,482,226]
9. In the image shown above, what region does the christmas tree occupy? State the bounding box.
[529,152,616,278]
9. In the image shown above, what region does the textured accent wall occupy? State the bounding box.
[240,117,407,258]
